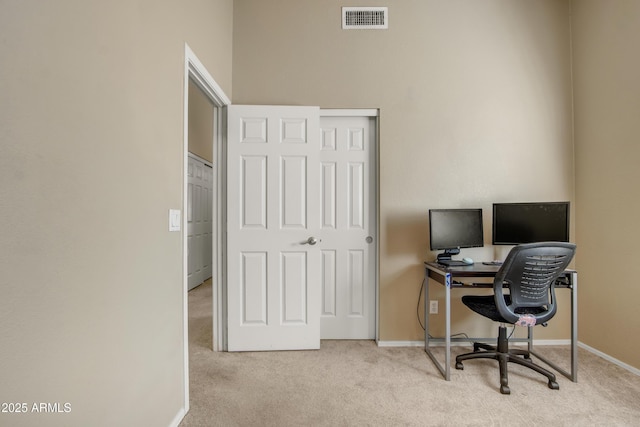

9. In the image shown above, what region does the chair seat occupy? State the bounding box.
[461,295,547,323]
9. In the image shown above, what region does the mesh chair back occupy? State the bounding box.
[494,242,576,325]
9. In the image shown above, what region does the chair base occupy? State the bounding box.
[455,325,559,395]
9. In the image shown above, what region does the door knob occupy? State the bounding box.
[303,237,320,245]
[366,236,374,244]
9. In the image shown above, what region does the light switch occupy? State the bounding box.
[169,209,181,232]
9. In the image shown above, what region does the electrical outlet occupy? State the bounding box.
[429,300,438,314]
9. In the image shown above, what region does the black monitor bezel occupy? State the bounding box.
[428,208,484,251]
[492,201,570,245]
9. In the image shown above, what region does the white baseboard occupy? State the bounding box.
[531,339,571,346]
[579,342,640,376]
[169,407,186,427]
[377,340,424,347]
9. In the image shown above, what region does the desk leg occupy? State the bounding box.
[571,271,578,382]
[424,271,451,380]
[528,273,578,382]
[444,273,451,380]
[424,272,430,357]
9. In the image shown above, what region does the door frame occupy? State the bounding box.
[182,43,230,412]
[320,109,380,342]
[220,108,380,351]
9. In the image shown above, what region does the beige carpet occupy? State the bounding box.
[181,280,640,426]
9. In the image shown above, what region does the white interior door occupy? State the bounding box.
[226,105,321,351]
[319,115,376,339]
[187,154,213,290]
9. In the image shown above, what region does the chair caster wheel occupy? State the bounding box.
[548,381,559,390]
[455,362,464,370]
[500,385,510,395]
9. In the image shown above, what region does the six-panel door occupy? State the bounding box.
[319,115,376,339]
[227,105,321,351]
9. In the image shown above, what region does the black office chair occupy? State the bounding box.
[455,242,576,394]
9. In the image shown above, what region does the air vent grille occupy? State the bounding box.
[342,7,388,30]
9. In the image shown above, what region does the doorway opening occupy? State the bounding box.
[187,77,215,291]
[182,44,229,412]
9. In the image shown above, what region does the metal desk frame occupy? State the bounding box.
[423,262,578,382]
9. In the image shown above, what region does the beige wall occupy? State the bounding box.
[0,1,232,426]
[233,0,575,341]
[188,79,215,163]
[572,0,640,369]
[2,2,636,425]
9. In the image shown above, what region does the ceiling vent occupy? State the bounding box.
[342,7,388,30]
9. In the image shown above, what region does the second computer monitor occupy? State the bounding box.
[492,201,570,245]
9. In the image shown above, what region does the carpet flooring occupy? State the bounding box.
[180,280,640,426]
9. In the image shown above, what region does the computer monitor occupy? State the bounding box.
[429,208,484,263]
[492,202,570,245]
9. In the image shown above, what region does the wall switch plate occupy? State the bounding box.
[169,209,181,232]
[429,300,438,314]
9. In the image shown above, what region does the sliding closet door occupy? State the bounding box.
[187,154,213,290]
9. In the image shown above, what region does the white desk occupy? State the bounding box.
[423,262,578,381]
